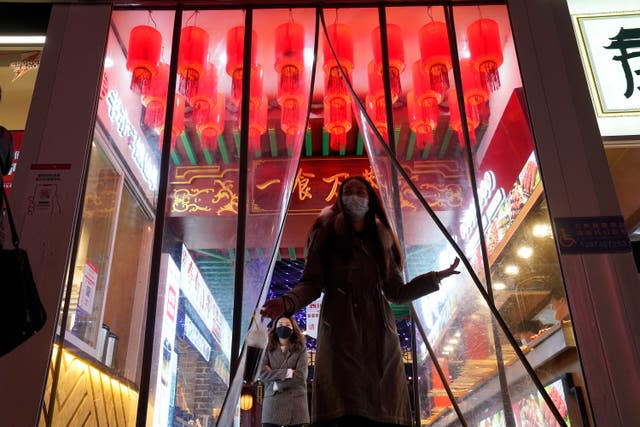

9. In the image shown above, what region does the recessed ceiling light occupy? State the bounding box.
[504,265,519,275]
[493,282,506,290]
[532,223,552,238]
[517,246,533,259]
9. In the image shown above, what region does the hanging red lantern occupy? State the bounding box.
[371,24,405,102]
[126,25,162,95]
[226,26,258,105]
[412,60,442,109]
[323,23,354,100]
[156,94,186,149]
[197,93,225,151]
[459,59,488,126]
[323,23,353,152]
[178,26,209,99]
[418,21,452,96]
[275,22,306,141]
[189,63,218,126]
[324,96,352,151]
[248,95,268,152]
[448,88,479,147]
[275,22,305,102]
[142,63,169,130]
[467,18,503,92]
[365,94,388,141]
[407,90,438,150]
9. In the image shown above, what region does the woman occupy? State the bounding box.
[261,176,459,427]
[259,315,310,427]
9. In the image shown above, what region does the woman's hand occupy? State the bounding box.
[260,297,285,320]
[437,257,461,280]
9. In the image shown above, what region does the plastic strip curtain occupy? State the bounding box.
[215,9,320,427]
[319,7,567,427]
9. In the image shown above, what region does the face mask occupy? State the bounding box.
[342,195,369,220]
[275,326,293,339]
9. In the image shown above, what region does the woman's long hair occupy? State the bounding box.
[267,315,306,352]
[308,176,403,280]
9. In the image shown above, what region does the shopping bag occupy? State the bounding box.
[0,182,46,357]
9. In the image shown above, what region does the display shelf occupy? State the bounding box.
[488,183,544,269]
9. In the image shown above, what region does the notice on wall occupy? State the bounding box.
[25,163,69,216]
[78,260,98,313]
[305,296,323,339]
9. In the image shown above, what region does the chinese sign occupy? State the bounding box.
[575,13,640,115]
[305,296,323,339]
[169,158,467,216]
[554,215,632,254]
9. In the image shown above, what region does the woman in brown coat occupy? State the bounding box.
[259,315,310,427]
[261,176,459,427]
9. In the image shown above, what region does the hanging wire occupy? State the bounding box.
[185,10,197,25]
[427,6,434,23]
[289,8,294,23]
[148,10,157,28]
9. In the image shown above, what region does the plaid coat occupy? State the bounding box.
[259,345,310,425]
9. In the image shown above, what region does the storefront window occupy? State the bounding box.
[42,9,175,425]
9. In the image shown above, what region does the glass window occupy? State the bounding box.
[42,9,175,426]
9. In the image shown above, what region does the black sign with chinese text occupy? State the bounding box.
[554,216,631,254]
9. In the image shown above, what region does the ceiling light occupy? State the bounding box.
[532,223,552,238]
[447,338,459,344]
[443,345,454,352]
[493,282,506,290]
[517,246,533,259]
[504,265,519,275]
[0,35,46,45]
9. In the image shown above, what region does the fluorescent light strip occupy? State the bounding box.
[0,36,46,45]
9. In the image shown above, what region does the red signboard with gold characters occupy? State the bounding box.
[168,157,468,217]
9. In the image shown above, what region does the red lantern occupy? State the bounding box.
[126,25,162,95]
[448,88,479,147]
[407,90,438,150]
[248,95,268,152]
[412,60,442,109]
[371,24,405,101]
[459,59,488,126]
[365,94,388,141]
[323,24,353,151]
[156,94,185,149]
[323,23,354,100]
[197,93,225,151]
[178,26,209,98]
[275,22,306,140]
[226,26,258,105]
[275,22,305,102]
[324,96,352,151]
[418,21,452,96]
[189,63,218,126]
[467,18,503,92]
[142,63,169,130]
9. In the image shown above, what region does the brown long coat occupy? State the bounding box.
[285,213,440,425]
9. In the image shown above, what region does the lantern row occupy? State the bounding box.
[125,17,503,153]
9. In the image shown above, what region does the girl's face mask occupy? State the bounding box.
[342,195,369,220]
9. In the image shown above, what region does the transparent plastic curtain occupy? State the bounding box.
[320,7,567,427]
[215,9,318,426]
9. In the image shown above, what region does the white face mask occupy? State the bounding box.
[342,195,369,220]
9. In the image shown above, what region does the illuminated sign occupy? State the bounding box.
[459,170,506,243]
[183,314,212,362]
[106,90,159,192]
[180,244,230,359]
[575,12,640,115]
